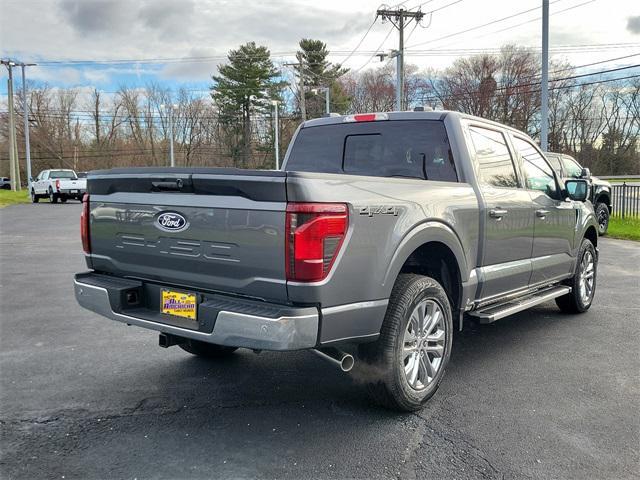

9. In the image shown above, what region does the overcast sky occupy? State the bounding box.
[0,0,639,94]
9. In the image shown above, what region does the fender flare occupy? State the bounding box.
[381,220,469,299]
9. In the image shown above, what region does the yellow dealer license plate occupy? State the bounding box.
[161,290,197,320]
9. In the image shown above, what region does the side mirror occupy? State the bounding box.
[580,167,591,179]
[29,177,34,182]
[565,179,589,202]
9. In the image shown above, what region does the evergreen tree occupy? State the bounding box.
[211,42,284,167]
[295,39,350,118]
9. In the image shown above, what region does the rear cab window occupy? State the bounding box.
[286,120,458,182]
[49,170,77,180]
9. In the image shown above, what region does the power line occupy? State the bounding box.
[348,26,397,75]
[338,17,379,65]
[425,73,640,105]
[405,0,566,49]
[434,0,596,50]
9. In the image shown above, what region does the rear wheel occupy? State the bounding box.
[595,202,609,235]
[48,188,58,204]
[31,189,39,203]
[358,274,453,411]
[60,196,67,203]
[556,238,597,313]
[179,339,238,358]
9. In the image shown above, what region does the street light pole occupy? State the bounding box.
[169,105,175,167]
[272,100,280,170]
[324,87,330,115]
[541,0,550,151]
[21,63,35,183]
[161,103,177,167]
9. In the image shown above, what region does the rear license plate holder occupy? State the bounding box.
[161,289,197,321]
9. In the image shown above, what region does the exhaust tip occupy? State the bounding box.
[340,354,355,372]
[311,347,355,373]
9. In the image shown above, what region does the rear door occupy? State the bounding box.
[467,124,534,300]
[510,136,576,285]
[88,169,289,303]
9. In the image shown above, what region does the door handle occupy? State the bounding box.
[489,208,508,219]
[536,209,550,219]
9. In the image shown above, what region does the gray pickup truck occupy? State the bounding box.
[74,111,599,411]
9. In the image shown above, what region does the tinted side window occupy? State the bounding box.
[286,120,458,182]
[513,137,558,197]
[468,126,518,188]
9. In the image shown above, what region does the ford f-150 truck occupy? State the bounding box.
[31,169,87,203]
[74,111,599,411]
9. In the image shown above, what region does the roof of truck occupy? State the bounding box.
[301,110,529,137]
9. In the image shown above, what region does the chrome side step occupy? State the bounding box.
[469,286,571,323]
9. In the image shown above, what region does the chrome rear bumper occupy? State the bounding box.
[74,275,319,351]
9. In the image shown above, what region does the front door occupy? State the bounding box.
[468,125,534,300]
[511,136,576,285]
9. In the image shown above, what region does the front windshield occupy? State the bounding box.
[49,170,77,179]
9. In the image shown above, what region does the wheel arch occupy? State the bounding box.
[594,191,612,212]
[584,224,598,249]
[383,222,468,328]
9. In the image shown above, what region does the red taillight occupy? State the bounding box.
[81,193,91,254]
[55,179,60,191]
[285,203,348,282]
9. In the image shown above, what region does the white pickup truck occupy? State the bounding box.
[30,169,87,203]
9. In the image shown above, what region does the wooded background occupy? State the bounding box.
[1,42,638,178]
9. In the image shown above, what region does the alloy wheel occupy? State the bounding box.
[402,299,446,391]
[578,250,595,304]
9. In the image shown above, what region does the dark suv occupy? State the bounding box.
[545,152,612,235]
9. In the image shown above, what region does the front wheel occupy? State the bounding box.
[358,274,453,411]
[595,202,609,235]
[31,189,39,203]
[179,339,238,358]
[556,238,597,313]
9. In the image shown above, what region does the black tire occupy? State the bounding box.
[556,238,597,313]
[60,196,68,203]
[31,189,39,203]
[595,202,609,235]
[358,274,453,411]
[48,188,58,204]
[179,339,238,358]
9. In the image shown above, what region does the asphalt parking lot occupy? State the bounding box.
[1,202,638,480]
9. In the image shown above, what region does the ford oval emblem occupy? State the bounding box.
[155,212,188,232]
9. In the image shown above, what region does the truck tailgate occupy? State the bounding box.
[87,168,288,303]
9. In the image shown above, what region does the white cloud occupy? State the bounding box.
[0,0,638,86]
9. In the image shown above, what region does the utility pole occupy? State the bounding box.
[20,62,36,183]
[376,7,424,111]
[540,0,550,151]
[2,60,19,190]
[271,100,280,169]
